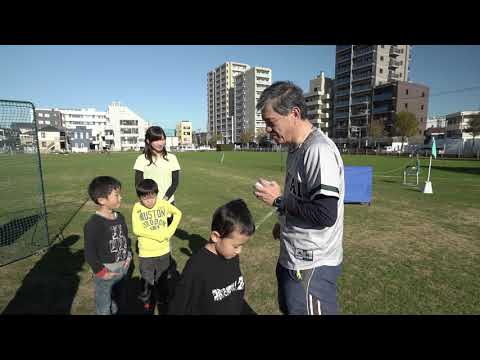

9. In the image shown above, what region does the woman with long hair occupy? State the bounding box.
[133,126,181,205]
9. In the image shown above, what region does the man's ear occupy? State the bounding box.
[291,106,302,120]
[210,231,222,243]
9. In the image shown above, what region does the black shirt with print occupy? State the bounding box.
[84,212,131,274]
[169,247,246,315]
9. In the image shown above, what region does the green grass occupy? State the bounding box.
[1,151,479,314]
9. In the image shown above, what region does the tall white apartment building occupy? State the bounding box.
[207,62,250,144]
[234,66,272,142]
[59,107,108,150]
[305,72,333,136]
[106,101,150,151]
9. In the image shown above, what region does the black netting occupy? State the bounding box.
[0,100,49,266]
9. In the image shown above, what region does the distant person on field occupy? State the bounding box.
[134,126,181,225]
[84,176,132,315]
[132,179,182,314]
[254,81,345,315]
[169,199,255,315]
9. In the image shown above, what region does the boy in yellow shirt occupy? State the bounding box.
[132,179,182,314]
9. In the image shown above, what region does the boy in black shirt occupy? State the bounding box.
[169,199,255,315]
[84,176,132,315]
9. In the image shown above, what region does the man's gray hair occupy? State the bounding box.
[256,81,309,120]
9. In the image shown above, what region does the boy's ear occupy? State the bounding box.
[210,231,222,243]
[97,197,107,206]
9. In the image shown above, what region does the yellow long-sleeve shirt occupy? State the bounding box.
[132,199,182,258]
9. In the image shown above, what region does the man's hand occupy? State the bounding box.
[272,222,280,240]
[254,178,282,206]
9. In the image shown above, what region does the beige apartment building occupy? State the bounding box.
[176,120,193,146]
[305,72,334,137]
[207,62,250,144]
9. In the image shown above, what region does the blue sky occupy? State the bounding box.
[1,45,479,131]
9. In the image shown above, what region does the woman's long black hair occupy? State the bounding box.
[144,126,168,165]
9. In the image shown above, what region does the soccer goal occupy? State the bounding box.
[0,100,49,267]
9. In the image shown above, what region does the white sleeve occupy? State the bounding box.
[169,154,181,171]
[304,143,341,200]
[133,155,145,171]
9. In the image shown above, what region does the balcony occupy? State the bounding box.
[389,72,401,80]
[336,77,351,86]
[354,46,375,58]
[335,89,350,97]
[337,55,351,64]
[336,67,350,76]
[353,61,374,71]
[336,45,351,53]
[351,97,369,105]
[390,46,403,56]
[351,84,371,94]
[352,73,373,82]
[335,112,350,119]
[351,111,368,118]
[372,105,393,114]
[373,92,394,101]
[335,100,350,108]
[389,59,402,68]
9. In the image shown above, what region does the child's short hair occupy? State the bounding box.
[88,176,121,205]
[211,199,255,238]
[136,179,159,197]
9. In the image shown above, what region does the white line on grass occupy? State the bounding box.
[256,209,275,230]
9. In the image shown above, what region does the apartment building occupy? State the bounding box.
[106,101,150,151]
[334,45,411,142]
[372,80,429,136]
[234,66,272,142]
[37,125,66,153]
[59,107,108,151]
[305,72,334,136]
[445,111,480,139]
[35,108,63,128]
[176,120,193,146]
[426,116,446,129]
[207,62,250,144]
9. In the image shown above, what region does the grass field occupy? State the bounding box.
[1,151,479,314]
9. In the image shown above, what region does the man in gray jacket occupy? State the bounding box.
[254,81,344,315]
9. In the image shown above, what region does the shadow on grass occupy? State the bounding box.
[2,235,84,314]
[427,165,480,176]
[175,228,208,257]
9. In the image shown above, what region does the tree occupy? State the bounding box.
[466,115,480,151]
[394,111,419,152]
[239,130,255,146]
[368,119,385,153]
[208,133,223,148]
[255,128,267,143]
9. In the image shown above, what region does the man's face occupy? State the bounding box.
[262,103,292,145]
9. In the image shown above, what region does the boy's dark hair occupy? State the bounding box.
[88,176,121,205]
[256,81,309,120]
[211,199,255,238]
[136,179,159,197]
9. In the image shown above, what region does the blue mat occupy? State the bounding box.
[344,166,372,205]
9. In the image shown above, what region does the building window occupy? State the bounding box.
[380,56,384,61]
[421,92,425,97]
[41,132,45,138]
[421,105,424,110]
[42,142,46,147]
[405,103,408,109]
[406,89,409,95]
[381,45,385,48]
[379,68,383,74]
